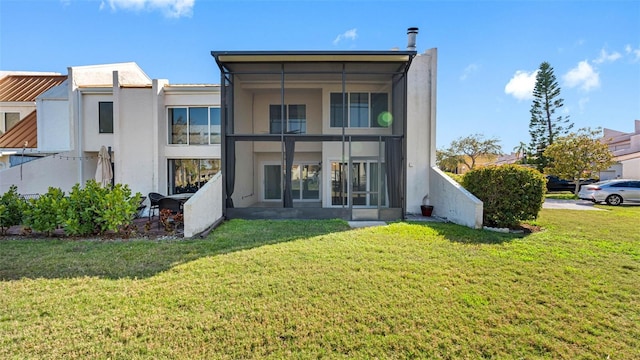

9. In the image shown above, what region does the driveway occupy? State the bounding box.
[542,198,603,211]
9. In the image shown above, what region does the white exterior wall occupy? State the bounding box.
[37,99,70,152]
[622,158,640,179]
[406,49,437,214]
[429,167,483,229]
[114,83,155,196]
[0,152,79,194]
[184,172,223,238]
[406,49,483,228]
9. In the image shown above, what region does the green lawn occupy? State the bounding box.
[1,208,639,359]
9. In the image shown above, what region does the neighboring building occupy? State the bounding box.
[0,72,67,169]
[600,120,640,180]
[0,29,483,233]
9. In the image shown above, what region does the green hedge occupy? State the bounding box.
[463,165,546,228]
[9,180,141,237]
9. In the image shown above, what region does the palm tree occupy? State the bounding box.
[513,141,528,162]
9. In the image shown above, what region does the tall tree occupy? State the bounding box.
[450,133,502,170]
[529,61,573,171]
[543,128,614,195]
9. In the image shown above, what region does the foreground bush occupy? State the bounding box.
[16,181,141,237]
[463,165,545,228]
[23,187,66,236]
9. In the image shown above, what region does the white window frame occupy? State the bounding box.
[261,161,321,202]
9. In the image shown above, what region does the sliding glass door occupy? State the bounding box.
[263,163,320,201]
[331,160,386,207]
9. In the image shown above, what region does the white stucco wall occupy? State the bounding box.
[405,49,437,214]
[37,98,70,152]
[0,153,79,194]
[114,83,155,196]
[183,172,223,238]
[622,158,640,178]
[429,167,483,229]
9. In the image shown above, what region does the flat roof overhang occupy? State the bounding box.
[211,50,417,74]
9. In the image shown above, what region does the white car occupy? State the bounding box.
[578,179,640,205]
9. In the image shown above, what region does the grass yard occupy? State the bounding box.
[1,207,639,359]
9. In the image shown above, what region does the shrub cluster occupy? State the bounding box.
[2,180,141,237]
[0,185,26,235]
[463,165,546,228]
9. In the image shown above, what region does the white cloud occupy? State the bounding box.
[593,48,622,64]
[625,44,640,62]
[100,0,194,18]
[459,64,479,81]
[563,61,600,91]
[578,97,590,112]
[504,70,538,101]
[333,28,357,45]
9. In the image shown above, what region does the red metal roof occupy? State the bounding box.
[0,110,37,148]
[0,75,67,102]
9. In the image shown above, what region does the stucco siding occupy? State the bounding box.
[183,172,223,238]
[429,166,483,229]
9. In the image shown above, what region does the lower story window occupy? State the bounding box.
[264,163,320,201]
[331,161,386,207]
[168,159,220,194]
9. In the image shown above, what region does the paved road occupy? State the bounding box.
[542,198,603,211]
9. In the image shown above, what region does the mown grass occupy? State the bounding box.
[1,208,639,359]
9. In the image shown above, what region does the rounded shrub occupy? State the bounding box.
[462,165,546,228]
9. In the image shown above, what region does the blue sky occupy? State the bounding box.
[1,0,639,152]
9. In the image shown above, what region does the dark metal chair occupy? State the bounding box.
[148,192,165,220]
[157,197,183,229]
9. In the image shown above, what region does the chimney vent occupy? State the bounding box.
[407,27,419,51]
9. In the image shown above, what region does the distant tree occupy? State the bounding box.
[513,141,529,163]
[436,148,462,173]
[529,62,573,171]
[450,134,502,170]
[543,128,614,195]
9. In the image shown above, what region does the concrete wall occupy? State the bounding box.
[184,172,223,238]
[405,49,437,214]
[429,166,483,229]
[0,152,79,194]
[37,98,70,152]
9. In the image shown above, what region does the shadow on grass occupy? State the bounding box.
[0,219,351,281]
[405,220,531,245]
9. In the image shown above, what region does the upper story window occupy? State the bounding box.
[330,92,389,128]
[1,112,20,133]
[99,102,114,134]
[270,104,306,134]
[168,106,221,145]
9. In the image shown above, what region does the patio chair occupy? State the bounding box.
[148,192,165,220]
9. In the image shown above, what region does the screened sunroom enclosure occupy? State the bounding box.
[212,51,416,220]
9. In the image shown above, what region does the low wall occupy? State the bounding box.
[428,166,483,229]
[0,154,79,194]
[183,172,223,238]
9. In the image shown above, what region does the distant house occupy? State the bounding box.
[0,73,67,169]
[0,29,483,234]
[600,120,640,180]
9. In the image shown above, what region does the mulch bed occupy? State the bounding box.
[0,216,183,241]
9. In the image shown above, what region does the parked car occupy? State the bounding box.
[546,175,597,192]
[578,179,640,205]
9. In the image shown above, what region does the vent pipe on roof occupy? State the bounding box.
[407,27,419,51]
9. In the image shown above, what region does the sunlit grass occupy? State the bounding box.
[1,209,638,358]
